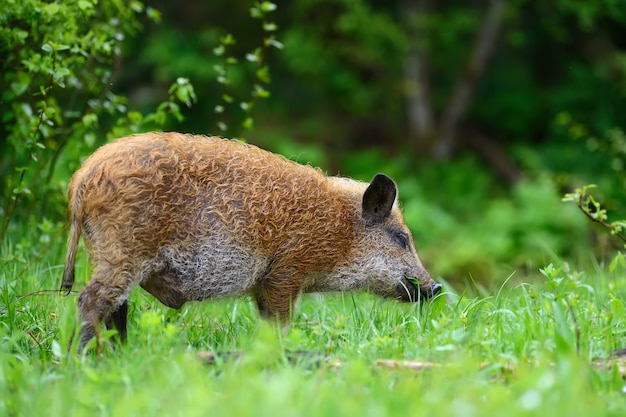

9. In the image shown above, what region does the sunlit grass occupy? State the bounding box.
[2,229,626,416]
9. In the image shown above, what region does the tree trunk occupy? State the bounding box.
[402,0,435,149]
[434,0,506,160]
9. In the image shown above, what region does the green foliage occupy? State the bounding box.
[120,2,283,141]
[554,114,626,211]
[473,0,626,141]
[2,220,626,415]
[251,0,626,152]
[0,0,196,243]
[2,11,626,417]
[212,2,282,138]
[420,176,587,282]
[280,0,406,121]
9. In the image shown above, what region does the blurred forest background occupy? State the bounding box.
[2,0,626,287]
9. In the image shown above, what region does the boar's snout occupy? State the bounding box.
[421,282,442,299]
[396,275,442,302]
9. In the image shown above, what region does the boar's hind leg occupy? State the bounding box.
[77,268,133,351]
[105,300,128,343]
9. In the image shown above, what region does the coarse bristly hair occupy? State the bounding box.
[61,132,441,350]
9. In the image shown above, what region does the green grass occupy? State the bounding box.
[2,228,626,417]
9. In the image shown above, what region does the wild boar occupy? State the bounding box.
[61,132,441,350]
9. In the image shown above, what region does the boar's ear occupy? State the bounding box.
[362,174,397,222]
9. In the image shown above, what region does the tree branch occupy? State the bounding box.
[575,192,626,244]
[434,0,506,160]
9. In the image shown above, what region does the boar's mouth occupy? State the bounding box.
[396,276,442,302]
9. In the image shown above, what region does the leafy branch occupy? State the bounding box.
[563,185,626,272]
[107,77,197,139]
[0,0,193,248]
[0,44,58,244]
[563,185,626,243]
[212,1,282,138]
[213,33,238,133]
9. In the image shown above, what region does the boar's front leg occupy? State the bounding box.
[254,265,303,325]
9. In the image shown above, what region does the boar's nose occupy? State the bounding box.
[420,282,442,299]
[396,277,442,302]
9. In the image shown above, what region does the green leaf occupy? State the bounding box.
[250,6,262,19]
[13,186,32,195]
[12,28,28,43]
[256,66,270,83]
[146,7,161,23]
[260,2,277,13]
[254,85,270,98]
[221,34,236,45]
[81,113,98,128]
[552,302,574,354]
[169,102,184,122]
[51,340,64,360]
[43,3,60,15]
[611,220,626,233]
[130,1,144,12]
[610,298,625,323]
[265,38,283,49]
[263,22,278,32]
[242,117,254,131]
[406,277,420,287]
[78,0,93,11]
[127,110,143,124]
[609,252,626,273]
[84,133,96,147]
[10,72,30,97]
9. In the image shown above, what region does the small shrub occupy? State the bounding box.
[0,0,196,244]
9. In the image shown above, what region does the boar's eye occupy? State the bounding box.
[392,231,409,250]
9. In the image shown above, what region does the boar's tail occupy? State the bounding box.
[60,213,81,296]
